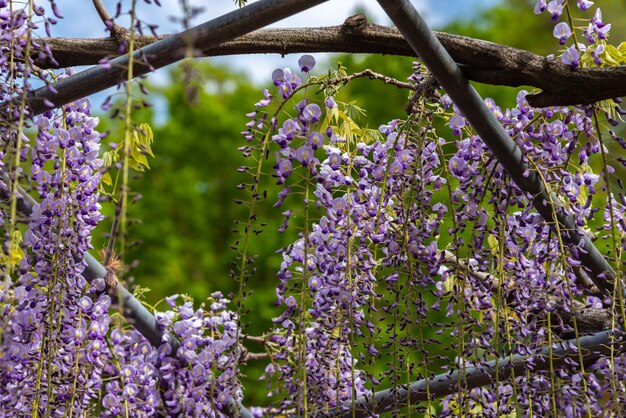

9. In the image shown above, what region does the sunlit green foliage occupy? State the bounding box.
[93,0,626,405]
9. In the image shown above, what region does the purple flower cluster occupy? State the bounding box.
[101,292,241,417]
[435,89,626,415]
[0,6,246,416]
[0,93,107,414]
[246,59,469,412]
[0,8,108,414]
[262,321,369,411]
[535,1,612,68]
[0,5,55,111]
[244,50,626,415]
[245,58,382,412]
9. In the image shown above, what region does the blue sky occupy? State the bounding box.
[42,0,500,114]
[56,0,500,37]
[51,0,500,80]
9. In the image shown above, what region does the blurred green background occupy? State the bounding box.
[93,0,626,407]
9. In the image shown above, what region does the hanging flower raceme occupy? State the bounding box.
[0,4,248,416]
[101,292,242,417]
[0,8,111,415]
[433,86,626,415]
[0,93,108,415]
[0,80,245,418]
[243,44,626,416]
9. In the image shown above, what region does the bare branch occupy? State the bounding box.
[91,0,128,40]
[327,68,415,90]
[92,0,113,25]
[242,334,270,344]
[25,0,330,116]
[35,15,626,107]
[244,352,269,361]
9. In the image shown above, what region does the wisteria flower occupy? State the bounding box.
[298,54,316,72]
[553,22,572,45]
[562,44,580,67]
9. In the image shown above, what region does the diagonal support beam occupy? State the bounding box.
[330,330,625,417]
[0,172,176,349]
[376,0,617,295]
[0,172,253,417]
[26,0,329,116]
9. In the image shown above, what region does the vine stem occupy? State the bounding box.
[376,0,618,295]
[528,157,593,415]
[299,170,311,417]
[593,109,626,416]
[91,0,127,39]
[7,0,34,277]
[119,0,137,266]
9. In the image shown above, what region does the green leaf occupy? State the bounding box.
[603,44,622,66]
[618,42,626,60]
[128,123,156,171]
[101,171,112,186]
[0,230,25,268]
[102,150,117,168]
[136,123,155,158]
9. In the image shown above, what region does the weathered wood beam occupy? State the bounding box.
[34,15,626,107]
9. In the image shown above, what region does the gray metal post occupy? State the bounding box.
[376,0,617,294]
[27,0,329,115]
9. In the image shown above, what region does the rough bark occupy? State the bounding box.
[35,14,626,107]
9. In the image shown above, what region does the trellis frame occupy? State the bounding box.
[2,0,624,416]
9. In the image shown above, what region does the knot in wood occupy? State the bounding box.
[341,14,368,35]
[109,24,130,43]
[105,265,119,292]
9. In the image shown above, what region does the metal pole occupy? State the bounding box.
[333,330,623,417]
[0,173,252,417]
[27,0,329,115]
[376,0,617,294]
[0,173,177,349]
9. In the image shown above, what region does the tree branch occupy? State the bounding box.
[244,352,269,361]
[25,0,330,116]
[34,14,626,107]
[441,251,612,335]
[91,0,128,40]
[92,0,114,25]
[329,330,626,417]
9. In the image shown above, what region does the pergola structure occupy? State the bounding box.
[3,0,624,416]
